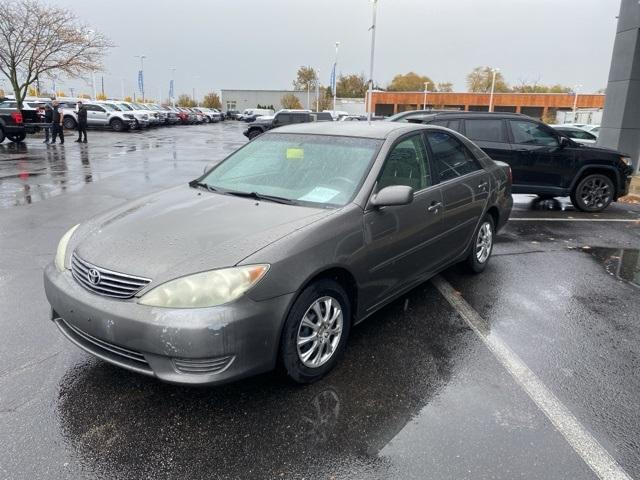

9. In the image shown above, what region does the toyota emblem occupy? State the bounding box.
[87,268,101,285]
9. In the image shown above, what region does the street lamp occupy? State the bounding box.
[315,68,320,112]
[333,42,340,114]
[488,67,500,112]
[366,0,378,123]
[422,81,430,110]
[135,55,146,102]
[572,83,583,120]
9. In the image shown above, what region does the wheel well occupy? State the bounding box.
[486,206,499,227]
[574,168,619,197]
[300,267,358,323]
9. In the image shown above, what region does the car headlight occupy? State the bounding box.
[620,156,632,166]
[55,224,80,272]
[138,265,269,308]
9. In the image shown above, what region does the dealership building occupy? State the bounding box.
[220,89,366,114]
[366,91,605,120]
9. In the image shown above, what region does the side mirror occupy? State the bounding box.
[203,163,215,174]
[559,136,570,148]
[370,185,414,208]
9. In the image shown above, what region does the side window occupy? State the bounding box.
[377,134,431,191]
[430,120,448,128]
[275,113,290,124]
[447,120,461,132]
[425,131,480,182]
[464,119,505,143]
[510,120,558,146]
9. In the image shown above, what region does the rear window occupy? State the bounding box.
[464,119,505,143]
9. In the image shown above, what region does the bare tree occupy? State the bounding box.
[0,0,112,108]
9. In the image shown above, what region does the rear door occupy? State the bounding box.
[86,104,108,126]
[507,119,576,190]
[362,133,444,312]
[462,118,513,164]
[424,129,490,263]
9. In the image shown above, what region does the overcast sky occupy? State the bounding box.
[33,0,621,99]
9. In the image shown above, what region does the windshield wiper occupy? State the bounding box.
[225,190,296,205]
[189,180,218,192]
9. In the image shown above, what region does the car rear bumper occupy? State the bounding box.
[44,263,294,386]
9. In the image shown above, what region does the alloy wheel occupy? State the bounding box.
[296,296,343,368]
[579,177,611,210]
[476,221,493,264]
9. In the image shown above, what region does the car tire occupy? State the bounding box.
[247,129,262,140]
[7,132,26,143]
[63,116,77,130]
[570,173,614,212]
[110,118,124,132]
[280,278,351,384]
[0,127,5,143]
[466,214,495,273]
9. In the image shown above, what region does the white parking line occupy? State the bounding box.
[431,275,633,480]
[511,218,638,222]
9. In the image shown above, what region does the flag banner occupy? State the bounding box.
[169,79,174,99]
[138,70,144,94]
[330,63,336,93]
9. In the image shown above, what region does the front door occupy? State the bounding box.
[507,119,576,191]
[86,104,108,126]
[461,117,513,164]
[361,133,444,313]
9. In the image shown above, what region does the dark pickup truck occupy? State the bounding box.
[0,102,41,143]
[244,110,333,140]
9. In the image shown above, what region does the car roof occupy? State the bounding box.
[272,121,429,139]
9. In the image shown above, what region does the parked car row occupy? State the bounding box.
[59,101,226,132]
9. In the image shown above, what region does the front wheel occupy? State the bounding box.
[570,174,614,212]
[110,118,124,132]
[0,128,5,143]
[63,116,77,130]
[7,132,26,143]
[467,214,495,273]
[280,279,351,384]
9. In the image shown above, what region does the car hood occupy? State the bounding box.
[73,186,333,283]
[575,143,622,155]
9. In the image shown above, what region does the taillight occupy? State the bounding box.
[11,111,23,124]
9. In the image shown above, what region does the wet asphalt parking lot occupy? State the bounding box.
[1,123,639,480]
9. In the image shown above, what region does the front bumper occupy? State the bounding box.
[44,263,294,386]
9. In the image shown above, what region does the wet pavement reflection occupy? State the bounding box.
[55,286,465,479]
[0,124,246,207]
[577,246,640,287]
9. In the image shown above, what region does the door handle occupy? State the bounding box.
[478,181,489,189]
[427,201,442,213]
[514,148,530,154]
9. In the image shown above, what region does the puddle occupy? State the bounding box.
[572,246,640,287]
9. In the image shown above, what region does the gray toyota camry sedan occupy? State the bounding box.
[44,122,513,386]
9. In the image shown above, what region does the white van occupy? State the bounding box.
[240,108,275,122]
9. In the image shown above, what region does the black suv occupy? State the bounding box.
[244,110,333,140]
[391,111,634,212]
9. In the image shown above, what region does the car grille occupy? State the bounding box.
[172,356,234,375]
[71,252,151,299]
[55,316,153,375]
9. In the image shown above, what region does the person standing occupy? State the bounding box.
[50,101,64,144]
[75,101,88,143]
[43,104,53,143]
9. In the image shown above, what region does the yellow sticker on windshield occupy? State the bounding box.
[286,148,304,160]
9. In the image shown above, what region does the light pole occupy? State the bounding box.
[135,55,146,102]
[572,83,583,120]
[422,82,430,110]
[120,78,125,100]
[366,0,378,123]
[488,67,499,112]
[193,75,200,106]
[91,72,97,100]
[333,41,340,113]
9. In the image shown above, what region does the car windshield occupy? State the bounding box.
[118,103,133,111]
[100,103,116,111]
[200,133,382,207]
[132,103,146,110]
